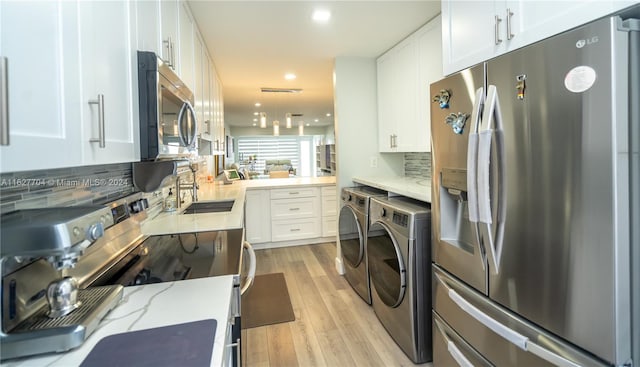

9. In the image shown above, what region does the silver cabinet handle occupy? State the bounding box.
[170,38,176,69]
[288,191,299,195]
[289,207,300,211]
[290,228,301,232]
[494,15,503,45]
[88,94,106,148]
[389,134,393,148]
[204,120,211,134]
[506,8,515,40]
[1,57,9,146]
[163,37,172,67]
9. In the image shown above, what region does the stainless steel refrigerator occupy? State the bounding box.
[430,14,639,367]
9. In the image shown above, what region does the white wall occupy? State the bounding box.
[333,57,403,193]
[333,56,404,272]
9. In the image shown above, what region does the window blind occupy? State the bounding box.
[236,137,300,173]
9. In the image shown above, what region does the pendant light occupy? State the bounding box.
[286,113,292,129]
[259,112,267,128]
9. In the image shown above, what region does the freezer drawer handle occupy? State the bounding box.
[448,288,528,349]
[442,277,581,367]
[448,341,474,367]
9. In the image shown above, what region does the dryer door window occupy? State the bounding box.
[339,206,364,267]
[368,221,406,307]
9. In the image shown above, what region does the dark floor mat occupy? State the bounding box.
[241,273,295,329]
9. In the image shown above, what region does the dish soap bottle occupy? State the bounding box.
[164,188,177,212]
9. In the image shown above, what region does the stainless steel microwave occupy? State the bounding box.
[137,51,197,161]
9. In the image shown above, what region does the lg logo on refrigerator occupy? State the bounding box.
[576,36,599,48]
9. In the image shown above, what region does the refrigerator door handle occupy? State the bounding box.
[477,85,506,274]
[467,87,484,224]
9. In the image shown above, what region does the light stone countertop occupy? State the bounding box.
[142,176,336,236]
[352,176,431,203]
[3,276,235,367]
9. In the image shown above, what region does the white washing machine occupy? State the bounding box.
[338,186,387,304]
[367,196,432,363]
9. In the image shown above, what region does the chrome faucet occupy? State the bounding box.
[176,164,199,208]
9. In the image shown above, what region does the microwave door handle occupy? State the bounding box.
[177,102,188,146]
[186,102,197,146]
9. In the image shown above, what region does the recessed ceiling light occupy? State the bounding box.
[253,118,258,122]
[306,123,311,126]
[255,102,261,107]
[284,73,296,80]
[314,119,319,122]
[252,123,257,126]
[326,113,332,117]
[253,112,259,116]
[312,9,331,23]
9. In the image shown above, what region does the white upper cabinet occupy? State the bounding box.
[377,15,442,153]
[134,0,161,55]
[160,0,179,71]
[79,0,138,164]
[194,34,205,140]
[178,1,195,91]
[442,0,638,75]
[0,1,83,172]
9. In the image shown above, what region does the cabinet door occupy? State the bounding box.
[178,1,194,90]
[376,52,396,152]
[160,0,178,70]
[392,38,420,152]
[0,1,83,172]
[134,0,161,55]
[194,35,205,139]
[416,15,443,153]
[442,0,498,75]
[79,0,137,165]
[512,0,638,51]
[245,189,271,244]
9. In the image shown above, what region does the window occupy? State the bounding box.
[236,136,314,175]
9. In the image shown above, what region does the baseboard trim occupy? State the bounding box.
[251,236,336,250]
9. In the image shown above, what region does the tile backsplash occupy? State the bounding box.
[404,152,431,179]
[0,163,135,214]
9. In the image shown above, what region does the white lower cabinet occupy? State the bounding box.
[321,186,337,237]
[244,189,271,244]
[245,184,336,246]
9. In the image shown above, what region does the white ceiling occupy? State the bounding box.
[188,1,441,128]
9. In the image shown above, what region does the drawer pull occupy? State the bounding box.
[290,228,301,232]
[289,207,300,211]
[289,191,299,195]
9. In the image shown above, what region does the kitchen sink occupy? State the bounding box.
[182,200,235,214]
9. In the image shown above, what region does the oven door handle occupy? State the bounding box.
[240,241,256,295]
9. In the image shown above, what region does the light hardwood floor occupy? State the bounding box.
[241,242,433,367]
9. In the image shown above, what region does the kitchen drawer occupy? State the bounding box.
[271,217,321,242]
[321,185,336,198]
[270,187,319,200]
[322,216,336,237]
[270,197,319,220]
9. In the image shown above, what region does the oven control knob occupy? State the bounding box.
[87,223,105,241]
